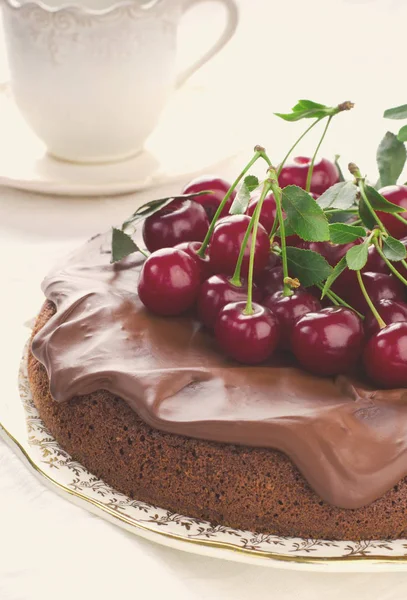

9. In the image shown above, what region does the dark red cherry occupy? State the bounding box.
[208,215,270,277]
[197,274,262,330]
[363,244,388,274]
[345,272,405,314]
[142,199,209,253]
[278,156,339,195]
[264,290,322,348]
[182,175,235,221]
[363,322,407,388]
[215,301,280,364]
[246,192,277,234]
[364,299,407,338]
[174,241,211,282]
[138,248,200,316]
[256,265,284,296]
[291,307,364,376]
[377,185,407,239]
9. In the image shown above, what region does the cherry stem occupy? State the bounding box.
[402,259,407,271]
[277,118,323,177]
[393,212,407,227]
[230,218,255,288]
[316,283,364,318]
[373,239,407,287]
[268,167,293,297]
[356,270,386,329]
[197,148,265,258]
[305,116,333,193]
[349,164,387,234]
[244,179,273,315]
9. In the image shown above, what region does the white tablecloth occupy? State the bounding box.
[2,0,407,597]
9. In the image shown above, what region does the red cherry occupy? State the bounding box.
[138,248,200,316]
[197,274,262,330]
[363,245,388,274]
[257,265,284,297]
[215,302,280,364]
[364,299,407,338]
[264,290,322,348]
[246,192,277,234]
[182,175,235,221]
[345,272,405,314]
[256,265,283,296]
[208,215,270,277]
[291,307,364,376]
[142,199,209,253]
[363,322,407,388]
[278,156,339,195]
[377,185,407,239]
[174,241,211,282]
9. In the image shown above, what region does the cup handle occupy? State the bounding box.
[176,0,239,89]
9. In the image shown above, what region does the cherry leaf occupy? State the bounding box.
[321,256,347,298]
[398,125,407,143]
[282,185,329,242]
[111,228,140,263]
[318,181,358,210]
[364,185,406,214]
[382,236,407,262]
[346,240,369,271]
[286,247,332,287]
[329,223,366,244]
[376,132,406,187]
[384,104,407,120]
[230,175,259,215]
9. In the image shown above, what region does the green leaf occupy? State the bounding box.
[275,109,328,122]
[346,240,369,271]
[276,219,295,239]
[364,185,406,213]
[376,131,406,187]
[334,155,345,183]
[382,236,407,262]
[329,223,366,244]
[398,125,407,143]
[111,228,140,263]
[321,255,347,298]
[275,100,331,122]
[282,185,330,242]
[328,210,359,224]
[318,181,358,210]
[359,196,377,229]
[121,191,209,230]
[294,99,327,111]
[230,175,259,215]
[384,104,407,120]
[286,247,332,287]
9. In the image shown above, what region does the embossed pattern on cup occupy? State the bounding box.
[1,0,238,163]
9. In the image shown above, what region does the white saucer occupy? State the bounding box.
[0,83,243,196]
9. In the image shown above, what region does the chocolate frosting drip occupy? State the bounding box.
[32,233,407,509]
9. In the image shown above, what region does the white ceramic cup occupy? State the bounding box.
[1,0,238,163]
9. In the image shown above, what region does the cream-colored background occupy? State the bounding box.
[1,0,407,597]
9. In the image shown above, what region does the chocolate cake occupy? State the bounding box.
[28,232,407,540]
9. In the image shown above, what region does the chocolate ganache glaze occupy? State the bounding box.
[32,232,407,510]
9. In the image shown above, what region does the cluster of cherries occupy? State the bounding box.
[137,156,407,389]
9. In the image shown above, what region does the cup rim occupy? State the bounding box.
[2,0,165,16]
